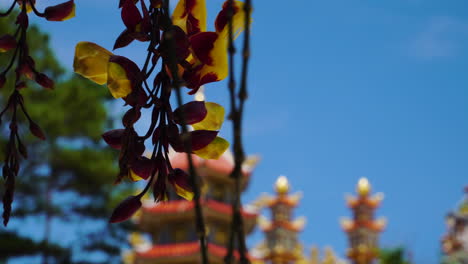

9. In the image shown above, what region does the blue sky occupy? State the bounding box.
[10,0,468,263]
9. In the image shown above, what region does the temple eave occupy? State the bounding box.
[134,242,257,262]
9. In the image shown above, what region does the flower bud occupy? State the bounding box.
[109,195,142,223]
[29,121,46,140]
[102,129,125,149]
[35,73,54,90]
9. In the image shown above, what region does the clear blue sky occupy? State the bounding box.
[19,0,468,263]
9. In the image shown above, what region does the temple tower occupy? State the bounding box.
[254,176,306,264]
[125,152,259,264]
[341,178,386,264]
[441,186,468,264]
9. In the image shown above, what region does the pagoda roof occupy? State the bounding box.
[341,219,386,232]
[346,195,382,209]
[135,241,258,262]
[138,199,258,234]
[261,220,303,232]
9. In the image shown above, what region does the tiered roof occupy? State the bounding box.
[127,151,259,264]
[341,177,386,264]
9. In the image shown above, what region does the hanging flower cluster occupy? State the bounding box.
[0,0,75,226]
[73,0,248,223]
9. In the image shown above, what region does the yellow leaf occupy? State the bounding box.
[73,42,113,85]
[193,137,229,160]
[192,102,225,131]
[107,62,133,99]
[173,184,194,201]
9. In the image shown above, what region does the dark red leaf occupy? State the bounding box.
[109,195,142,223]
[173,101,207,125]
[102,129,125,149]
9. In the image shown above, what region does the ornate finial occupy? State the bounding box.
[357,177,371,196]
[275,175,290,194]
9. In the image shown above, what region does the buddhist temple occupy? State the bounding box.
[340,178,386,264]
[441,186,468,264]
[123,151,260,264]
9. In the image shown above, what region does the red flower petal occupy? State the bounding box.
[44,0,75,22]
[130,157,154,180]
[189,32,218,65]
[173,101,207,125]
[113,29,135,50]
[121,0,142,30]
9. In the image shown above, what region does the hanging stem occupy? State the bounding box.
[225,0,252,263]
[162,1,209,263]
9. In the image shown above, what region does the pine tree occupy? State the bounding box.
[0,13,134,264]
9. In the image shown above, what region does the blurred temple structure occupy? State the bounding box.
[441,187,468,264]
[252,176,348,264]
[124,152,259,264]
[123,152,393,264]
[340,178,386,264]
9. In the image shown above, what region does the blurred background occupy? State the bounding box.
[1,0,468,263]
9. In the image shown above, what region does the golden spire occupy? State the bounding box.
[275,175,290,194]
[357,177,371,196]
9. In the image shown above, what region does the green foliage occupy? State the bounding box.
[0,10,134,264]
[378,247,412,264]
